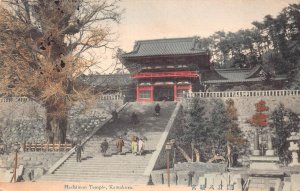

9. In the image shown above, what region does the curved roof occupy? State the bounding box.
[203,65,287,84]
[122,37,208,58]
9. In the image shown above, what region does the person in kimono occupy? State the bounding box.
[116,136,124,154]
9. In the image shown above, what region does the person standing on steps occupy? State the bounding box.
[75,141,84,162]
[101,139,109,155]
[116,136,124,154]
[111,109,118,122]
[155,103,161,116]
[131,112,138,125]
[131,136,138,155]
[138,138,145,155]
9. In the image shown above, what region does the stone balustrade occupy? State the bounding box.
[98,93,125,100]
[0,97,33,103]
[0,93,125,103]
[184,90,300,99]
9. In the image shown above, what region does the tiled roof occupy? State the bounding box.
[122,37,207,58]
[78,74,134,87]
[203,66,287,84]
[204,76,287,84]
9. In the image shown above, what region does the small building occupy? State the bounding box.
[202,65,288,91]
[120,37,211,102]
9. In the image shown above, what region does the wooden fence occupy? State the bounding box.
[23,142,73,152]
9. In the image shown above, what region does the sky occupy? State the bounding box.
[93,0,300,73]
[1,0,299,73]
[117,0,300,52]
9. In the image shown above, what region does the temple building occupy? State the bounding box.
[120,37,210,102]
[80,37,288,102]
[202,65,288,91]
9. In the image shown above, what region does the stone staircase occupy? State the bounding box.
[40,102,178,183]
[247,177,281,191]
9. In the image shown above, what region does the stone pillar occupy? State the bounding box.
[289,142,300,167]
[287,132,300,167]
[266,131,275,156]
[253,128,260,156]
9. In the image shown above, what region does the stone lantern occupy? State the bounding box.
[287,132,300,167]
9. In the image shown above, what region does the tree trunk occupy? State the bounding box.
[193,148,200,162]
[175,145,192,162]
[45,99,68,144]
[227,142,232,168]
[254,127,259,150]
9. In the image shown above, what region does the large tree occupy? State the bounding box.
[225,99,245,167]
[0,0,122,143]
[247,100,269,154]
[270,104,299,163]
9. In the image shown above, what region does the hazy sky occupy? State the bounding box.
[3,0,299,73]
[117,0,300,52]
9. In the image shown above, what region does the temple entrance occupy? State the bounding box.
[154,86,174,101]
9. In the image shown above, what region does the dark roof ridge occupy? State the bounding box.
[87,73,131,77]
[134,36,199,44]
[215,68,253,72]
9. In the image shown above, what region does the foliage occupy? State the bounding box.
[180,98,208,145]
[225,99,245,146]
[247,100,269,128]
[270,104,300,161]
[180,98,246,161]
[200,3,300,87]
[0,0,122,143]
[209,99,228,152]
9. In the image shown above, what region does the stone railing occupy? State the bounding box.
[183,90,300,99]
[0,93,125,103]
[98,93,125,101]
[143,102,182,178]
[0,97,33,103]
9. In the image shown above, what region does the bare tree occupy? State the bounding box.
[0,0,122,143]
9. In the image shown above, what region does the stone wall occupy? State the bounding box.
[0,151,65,181]
[181,92,300,163]
[0,96,124,152]
[182,91,300,120]
[182,94,300,133]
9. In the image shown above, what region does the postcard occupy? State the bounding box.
[1,0,300,191]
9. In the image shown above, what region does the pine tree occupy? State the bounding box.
[225,99,245,167]
[271,104,299,162]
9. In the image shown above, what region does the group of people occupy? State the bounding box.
[105,136,145,155]
[131,136,145,155]
[74,104,162,161]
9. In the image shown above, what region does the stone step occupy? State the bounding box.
[43,173,145,179]
[40,176,147,183]
[54,171,144,177]
[64,160,148,166]
[65,158,151,163]
[55,167,145,174]
[65,160,150,163]
[57,166,147,170]
[42,102,177,183]
[67,154,151,162]
[60,164,148,169]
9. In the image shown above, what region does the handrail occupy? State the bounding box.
[142,102,182,180]
[43,102,129,177]
[183,90,300,99]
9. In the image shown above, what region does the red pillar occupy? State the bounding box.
[174,84,177,101]
[136,86,139,102]
[150,85,154,102]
